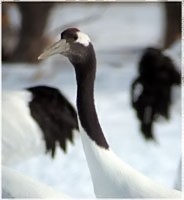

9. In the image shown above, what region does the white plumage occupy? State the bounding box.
[2,86,79,166]
[2,91,45,165]
[76,31,90,46]
[2,166,69,199]
[81,131,181,198]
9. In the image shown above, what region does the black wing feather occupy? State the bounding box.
[27,86,79,157]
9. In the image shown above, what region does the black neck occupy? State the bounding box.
[72,45,109,149]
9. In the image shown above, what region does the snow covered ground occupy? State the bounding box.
[2,2,181,198]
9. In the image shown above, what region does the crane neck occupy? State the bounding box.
[73,47,109,149]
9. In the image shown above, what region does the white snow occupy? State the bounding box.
[2,2,181,198]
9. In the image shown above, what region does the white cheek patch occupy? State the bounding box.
[75,32,90,47]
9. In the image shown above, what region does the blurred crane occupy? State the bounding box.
[131,41,181,140]
[2,86,79,166]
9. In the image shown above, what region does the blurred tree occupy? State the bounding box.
[2,4,9,32]
[2,3,10,61]
[164,2,181,49]
[2,2,54,63]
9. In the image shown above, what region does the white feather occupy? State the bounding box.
[2,90,45,166]
[2,166,69,198]
[75,32,90,47]
[81,131,181,198]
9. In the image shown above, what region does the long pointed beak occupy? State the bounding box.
[38,39,69,60]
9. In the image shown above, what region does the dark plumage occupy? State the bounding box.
[27,86,79,157]
[131,47,180,140]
